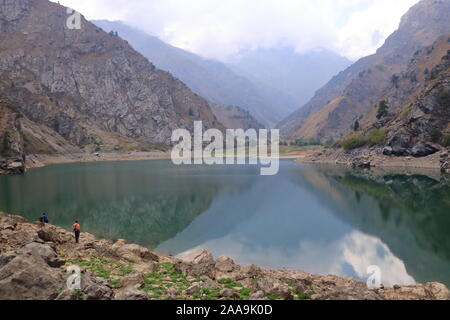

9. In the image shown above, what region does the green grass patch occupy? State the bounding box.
[66,255,136,279]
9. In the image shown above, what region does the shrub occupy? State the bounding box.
[365,129,387,147]
[376,100,389,119]
[340,129,386,151]
[437,89,450,107]
[430,129,443,143]
[442,134,450,147]
[1,131,11,155]
[340,135,367,151]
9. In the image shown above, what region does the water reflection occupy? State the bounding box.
[0,160,449,287]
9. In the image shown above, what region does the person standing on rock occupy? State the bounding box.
[72,221,81,243]
[39,213,49,224]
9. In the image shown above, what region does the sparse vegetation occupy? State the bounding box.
[340,129,386,151]
[437,89,450,107]
[441,134,450,147]
[400,106,410,120]
[1,131,11,156]
[430,129,443,143]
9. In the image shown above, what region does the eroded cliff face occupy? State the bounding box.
[280,0,450,141]
[0,0,222,160]
[0,100,25,174]
[382,35,450,157]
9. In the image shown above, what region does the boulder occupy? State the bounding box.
[17,242,65,268]
[256,277,293,299]
[215,256,237,273]
[382,146,393,156]
[175,249,216,278]
[249,291,266,300]
[81,272,113,300]
[119,272,145,288]
[55,289,79,300]
[0,243,66,300]
[184,283,203,295]
[220,288,240,299]
[111,239,159,263]
[134,261,157,274]
[411,142,440,157]
[352,156,372,169]
[440,151,450,174]
[388,134,412,156]
[181,249,214,265]
[115,284,148,300]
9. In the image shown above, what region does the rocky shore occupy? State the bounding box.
[297,147,450,173]
[1,212,449,301]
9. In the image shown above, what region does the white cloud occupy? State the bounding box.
[52,0,420,61]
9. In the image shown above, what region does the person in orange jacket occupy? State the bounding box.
[72,221,81,243]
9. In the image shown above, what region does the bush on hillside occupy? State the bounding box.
[340,129,386,151]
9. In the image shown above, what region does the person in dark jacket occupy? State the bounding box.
[39,213,49,224]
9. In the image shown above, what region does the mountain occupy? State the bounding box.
[93,20,297,127]
[0,0,223,172]
[209,103,264,130]
[280,0,450,141]
[229,47,352,109]
[380,34,450,157]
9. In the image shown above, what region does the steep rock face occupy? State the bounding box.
[210,103,264,130]
[0,0,222,151]
[0,99,25,174]
[280,0,450,140]
[382,35,450,157]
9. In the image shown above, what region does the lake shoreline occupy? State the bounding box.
[295,147,449,172]
[1,212,449,300]
[20,150,315,173]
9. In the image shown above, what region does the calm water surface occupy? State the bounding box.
[0,160,449,287]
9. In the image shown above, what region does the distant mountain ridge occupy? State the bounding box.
[93,20,295,127]
[280,0,450,141]
[229,46,352,110]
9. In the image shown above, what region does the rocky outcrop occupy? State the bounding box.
[1,212,449,300]
[0,100,25,174]
[441,151,450,173]
[0,0,223,160]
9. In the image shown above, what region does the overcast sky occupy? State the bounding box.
[53,0,420,62]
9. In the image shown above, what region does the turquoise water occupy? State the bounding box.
[0,160,449,287]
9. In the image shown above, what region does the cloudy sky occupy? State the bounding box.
[53,0,420,61]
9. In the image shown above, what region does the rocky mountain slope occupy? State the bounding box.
[304,33,450,169]
[0,0,223,173]
[382,35,450,157]
[229,46,352,110]
[93,20,296,127]
[209,103,264,130]
[1,212,449,300]
[280,0,450,141]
